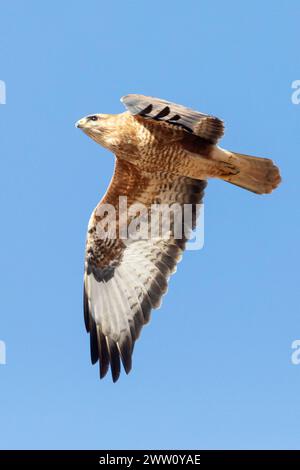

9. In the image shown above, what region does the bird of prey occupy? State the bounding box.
[76,94,281,382]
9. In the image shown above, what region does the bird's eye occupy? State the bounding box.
[90,116,98,121]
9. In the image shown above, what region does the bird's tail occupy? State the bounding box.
[220,151,281,194]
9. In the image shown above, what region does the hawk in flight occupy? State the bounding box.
[76,94,281,382]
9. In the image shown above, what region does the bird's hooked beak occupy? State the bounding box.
[75,113,121,150]
[75,114,104,132]
[75,118,86,129]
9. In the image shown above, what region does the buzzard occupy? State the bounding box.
[76,94,281,382]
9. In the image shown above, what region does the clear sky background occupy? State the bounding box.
[0,0,299,450]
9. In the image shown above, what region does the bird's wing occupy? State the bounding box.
[121,94,224,144]
[84,157,206,381]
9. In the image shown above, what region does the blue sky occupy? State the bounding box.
[0,0,299,450]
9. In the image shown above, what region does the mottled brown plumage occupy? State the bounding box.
[76,94,281,382]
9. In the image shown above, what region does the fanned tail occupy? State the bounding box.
[221,151,281,194]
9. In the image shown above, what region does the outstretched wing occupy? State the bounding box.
[84,158,206,382]
[121,94,224,144]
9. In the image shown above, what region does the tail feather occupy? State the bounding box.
[221,151,281,194]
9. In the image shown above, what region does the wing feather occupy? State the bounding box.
[84,158,206,381]
[121,94,224,144]
[97,328,110,379]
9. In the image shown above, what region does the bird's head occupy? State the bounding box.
[75,113,126,152]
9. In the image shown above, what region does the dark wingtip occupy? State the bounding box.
[107,338,121,383]
[83,284,90,332]
[99,332,110,379]
[118,336,133,375]
[89,318,99,365]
